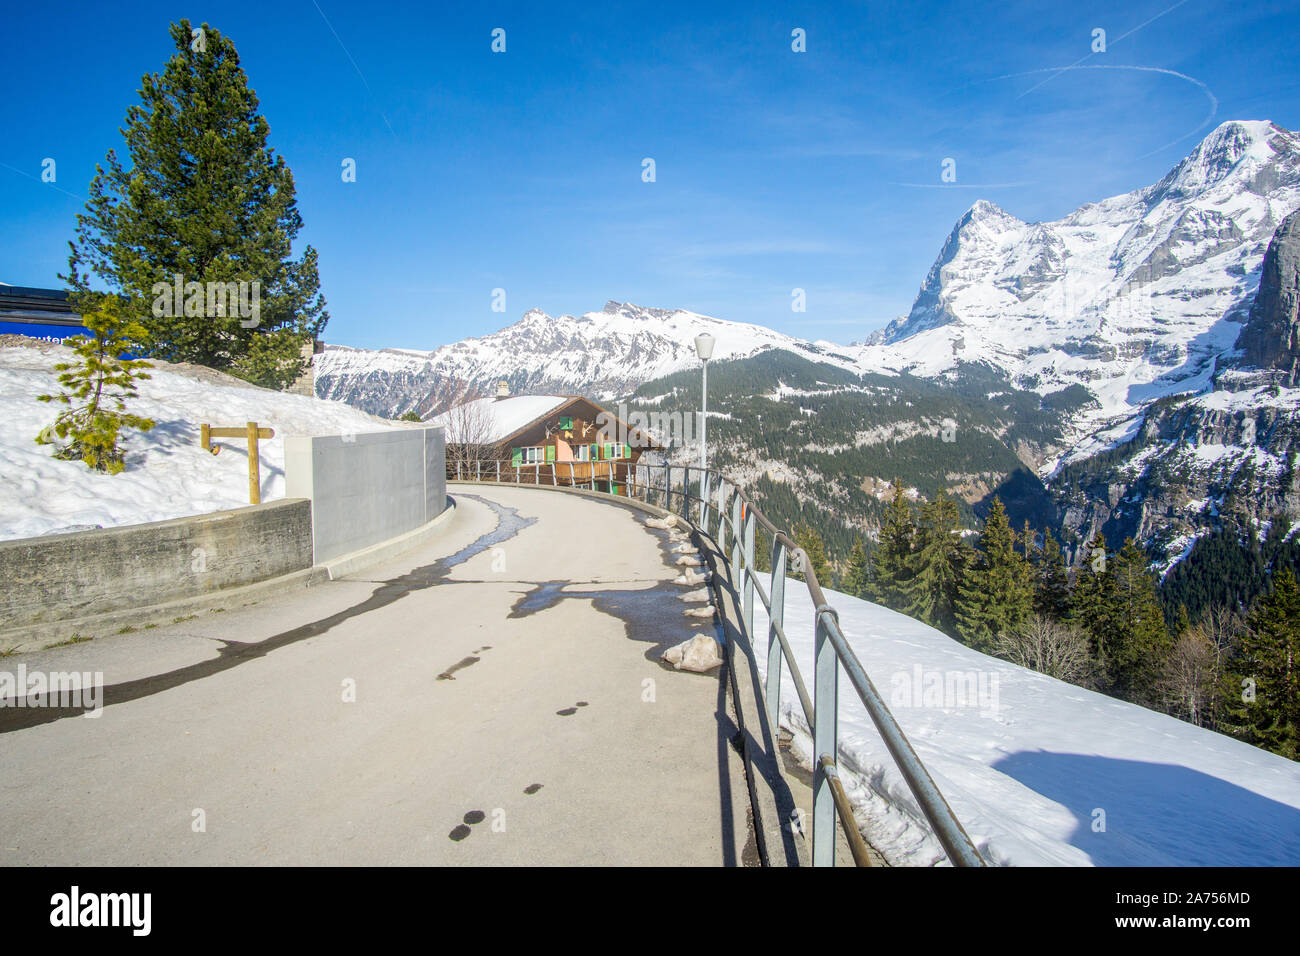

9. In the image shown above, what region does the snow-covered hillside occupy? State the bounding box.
[754,585,1300,866]
[0,341,403,540]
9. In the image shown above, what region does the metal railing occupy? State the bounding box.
[450,458,985,867]
[448,457,630,492]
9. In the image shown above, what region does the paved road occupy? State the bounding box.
[0,486,753,865]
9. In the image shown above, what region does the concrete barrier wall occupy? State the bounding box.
[285,427,448,564]
[0,499,313,628]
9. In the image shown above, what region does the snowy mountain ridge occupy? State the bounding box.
[316,300,864,418]
[867,121,1300,431]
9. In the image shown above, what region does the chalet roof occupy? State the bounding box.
[428,395,570,444]
[428,394,662,450]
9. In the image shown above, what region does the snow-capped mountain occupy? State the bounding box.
[862,120,1300,440]
[316,301,861,418]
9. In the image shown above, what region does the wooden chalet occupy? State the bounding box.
[435,384,662,495]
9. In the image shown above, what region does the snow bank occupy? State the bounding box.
[752,585,1300,866]
[0,343,404,540]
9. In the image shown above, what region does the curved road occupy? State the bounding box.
[0,486,753,866]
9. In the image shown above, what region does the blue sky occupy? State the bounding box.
[2,0,1298,349]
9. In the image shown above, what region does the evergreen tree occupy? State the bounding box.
[1035,529,1072,620]
[1226,568,1300,759]
[65,19,327,389]
[1072,532,1116,681]
[792,522,831,585]
[1107,538,1173,704]
[36,296,155,474]
[954,497,1034,653]
[900,490,966,633]
[843,537,871,599]
[870,479,915,610]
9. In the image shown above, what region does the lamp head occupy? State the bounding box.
[694,332,716,361]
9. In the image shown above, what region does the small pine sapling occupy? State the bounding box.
[36,296,154,474]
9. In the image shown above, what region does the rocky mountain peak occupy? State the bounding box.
[1228,209,1300,384]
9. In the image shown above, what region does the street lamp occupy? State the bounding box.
[695,332,715,523]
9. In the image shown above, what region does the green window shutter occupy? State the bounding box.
[511,448,522,466]
[545,445,556,463]
[559,416,573,430]
[604,442,613,459]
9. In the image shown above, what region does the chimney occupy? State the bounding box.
[495,380,510,400]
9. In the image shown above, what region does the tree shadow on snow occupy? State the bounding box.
[991,750,1300,866]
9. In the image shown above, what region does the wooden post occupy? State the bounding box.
[200,422,273,504]
[246,421,261,504]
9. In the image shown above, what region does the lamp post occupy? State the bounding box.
[695,332,715,524]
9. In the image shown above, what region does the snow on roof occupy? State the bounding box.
[428,395,571,444]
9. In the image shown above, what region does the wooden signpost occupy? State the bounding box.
[200,421,275,504]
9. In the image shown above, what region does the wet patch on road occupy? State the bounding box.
[508,580,722,674]
[524,783,543,795]
[448,808,490,842]
[0,495,537,733]
[436,656,481,681]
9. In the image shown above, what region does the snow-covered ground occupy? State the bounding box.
[0,342,404,540]
[752,584,1300,866]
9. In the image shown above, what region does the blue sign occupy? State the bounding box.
[0,321,90,341]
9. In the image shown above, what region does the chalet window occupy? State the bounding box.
[576,444,590,461]
[518,446,545,464]
[558,416,573,430]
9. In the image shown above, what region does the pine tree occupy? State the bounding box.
[1227,568,1300,759]
[954,497,1033,653]
[900,490,966,633]
[1035,529,1072,620]
[792,522,831,586]
[1071,532,1115,681]
[64,19,327,389]
[36,296,155,474]
[869,480,915,610]
[1107,538,1173,705]
[843,537,871,599]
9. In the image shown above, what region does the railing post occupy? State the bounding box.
[682,466,690,520]
[718,478,728,549]
[812,609,839,867]
[496,459,501,482]
[699,469,709,531]
[743,506,755,641]
[766,539,786,732]
[730,492,742,577]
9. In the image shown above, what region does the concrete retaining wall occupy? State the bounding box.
[285,427,448,564]
[0,498,313,629]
